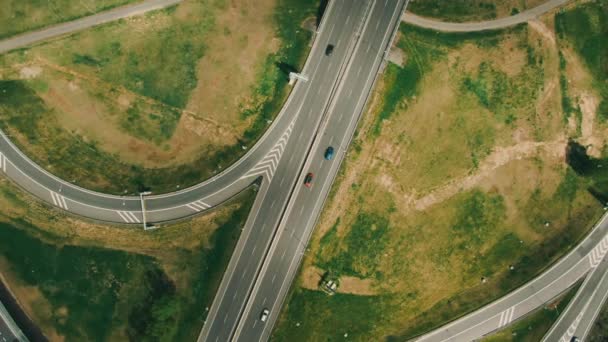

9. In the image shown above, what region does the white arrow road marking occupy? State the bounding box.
[559,311,585,342]
[186,200,211,212]
[116,211,140,223]
[241,120,295,181]
[0,152,6,172]
[49,190,68,210]
[497,306,516,328]
[589,235,608,268]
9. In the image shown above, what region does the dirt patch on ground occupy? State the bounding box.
[338,275,377,296]
[19,66,42,79]
[412,139,567,211]
[299,265,378,296]
[528,19,556,48]
[300,265,324,290]
[185,0,279,130]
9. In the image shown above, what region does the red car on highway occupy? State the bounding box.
[304,173,314,187]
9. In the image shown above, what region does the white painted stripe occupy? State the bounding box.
[117,211,131,223]
[0,152,5,172]
[50,191,58,206]
[126,211,140,223]
[187,204,201,212]
[60,195,68,210]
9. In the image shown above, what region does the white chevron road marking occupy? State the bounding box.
[589,235,608,268]
[186,200,211,212]
[242,120,295,182]
[117,211,140,223]
[49,190,68,210]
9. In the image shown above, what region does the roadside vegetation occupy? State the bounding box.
[407,0,546,22]
[0,176,254,341]
[483,283,580,341]
[0,0,138,39]
[273,2,608,340]
[0,0,319,194]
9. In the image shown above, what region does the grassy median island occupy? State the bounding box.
[272,3,607,340]
[0,0,318,194]
[0,176,254,341]
[0,0,139,39]
[407,0,546,23]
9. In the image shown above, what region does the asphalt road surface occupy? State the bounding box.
[542,240,608,342]
[415,213,608,341]
[0,0,182,54]
[402,0,569,32]
[0,301,25,342]
[198,0,407,340]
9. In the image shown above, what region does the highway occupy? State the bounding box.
[414,213,608,341]
[198,0,407,340]
[0,0,335,226]
[542,241,608,342]
[0,300,26,342]
[4,0,608,341]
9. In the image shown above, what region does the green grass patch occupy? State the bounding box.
[0,188,254,341]
[452,190,506,246]
[555,2,608,122]
[394,195,599,340]
[0,0,138,39]
[566,140,608,204]
[316,212,391,279]
[272,289,394,342]
[407,0,497,22]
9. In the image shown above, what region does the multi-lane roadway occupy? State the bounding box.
[2,0,608,341]
[199,1,407,341]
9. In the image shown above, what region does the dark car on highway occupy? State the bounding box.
[325,44,334,56]
[304,173,314,187]
[324,146,335,160]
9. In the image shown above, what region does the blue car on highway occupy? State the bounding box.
[324,146,335,160]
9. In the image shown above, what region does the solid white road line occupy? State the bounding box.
[0,152,5,172]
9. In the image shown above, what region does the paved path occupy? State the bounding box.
[402,0,569,32]
[0,0,182,54]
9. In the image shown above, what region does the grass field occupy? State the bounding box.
[0,176,254,341]
[273,3,607,340]
[483,283,580,341]
[0,0,138,39]
[407,0,546,22]
[0,0,318,194]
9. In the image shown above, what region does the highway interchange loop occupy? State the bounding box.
[1,0,607,341]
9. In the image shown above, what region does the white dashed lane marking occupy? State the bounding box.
[50,190,68,210]
[116,211,140,223]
